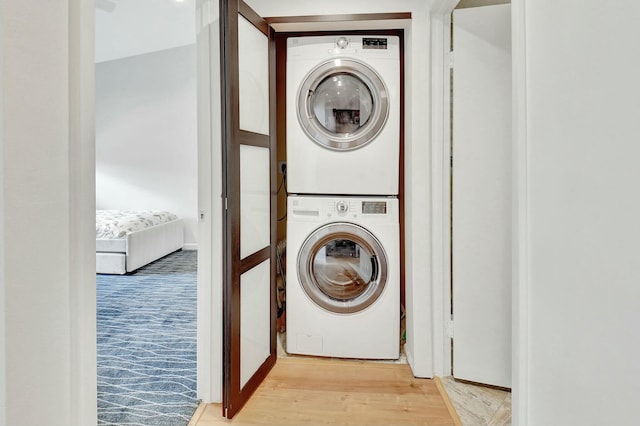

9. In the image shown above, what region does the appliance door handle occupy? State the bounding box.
[370,255,379,283]
[305,90,315,119]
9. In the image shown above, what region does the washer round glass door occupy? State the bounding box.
[297,223,388,314]
[297,59,390,151]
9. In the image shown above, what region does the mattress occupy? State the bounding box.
[96,238,127,253]
[96,210,179,240]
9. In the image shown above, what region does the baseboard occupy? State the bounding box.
[187,401,209,425]
[183,243,198,251]
[434,376,463,426]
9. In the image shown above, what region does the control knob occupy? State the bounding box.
[336,200,349,214]
[336,37,349,49]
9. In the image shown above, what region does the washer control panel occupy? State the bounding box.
[331,199,357,217]
[331,200,388,216]
[288,197,397,221]
[336,200,349,213]
[336,36,349,49]
[362,201,387,214]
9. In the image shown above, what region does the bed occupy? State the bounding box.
[96,210,184,274]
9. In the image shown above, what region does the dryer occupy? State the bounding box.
[286,35,400,196]
[286,195,399,359]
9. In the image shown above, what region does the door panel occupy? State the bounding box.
[240,259,271,388]
[452,4,512,388]
[240,145,270,258]
[220,0,276,419]
[238,15,269,135]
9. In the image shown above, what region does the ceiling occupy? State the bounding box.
[94,0,506,63]
[95,0,196,63]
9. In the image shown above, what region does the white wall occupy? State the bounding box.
[514,0,640,424]
[248,0,420,17]
[96,45,199,248]
[0,1,6,421]
[95,0,196,63]
[195,0,223,403]
[1,0,96,425]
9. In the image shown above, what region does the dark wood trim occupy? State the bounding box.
[239,130,270,148]
[239,0,269,35]
[220,0,238,418]
[275,33,288,241]
[398,31,406,312]
[274,28,405,40]
[269,25,279,362]
[221,0,276,419]
[265,12,411,25]
[237,351,276,401]
[240,246,271,274]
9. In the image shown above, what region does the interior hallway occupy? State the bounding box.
[189,357,460,425]
[189,325,510,425]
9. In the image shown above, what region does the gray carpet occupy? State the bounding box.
[97,250,198,426]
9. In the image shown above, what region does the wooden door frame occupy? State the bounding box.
[220,0,277,418]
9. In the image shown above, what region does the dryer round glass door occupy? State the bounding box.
[297,59,390,151]
[297,223,388,314]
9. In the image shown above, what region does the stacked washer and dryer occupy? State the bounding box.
[286,35,401,359]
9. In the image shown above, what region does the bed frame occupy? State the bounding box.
[96,219,184,274]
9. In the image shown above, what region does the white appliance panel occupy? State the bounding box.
[286,195,400,359]
[286,35,400,196]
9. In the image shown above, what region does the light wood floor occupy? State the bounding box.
[189,357,461,426]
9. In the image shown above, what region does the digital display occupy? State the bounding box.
[363,38,388,50]
[362,201,387,214]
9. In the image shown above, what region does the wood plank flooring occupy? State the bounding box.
[190,357,460,426]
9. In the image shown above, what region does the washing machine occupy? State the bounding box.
[286,35,400,196]
[286,195,399,359]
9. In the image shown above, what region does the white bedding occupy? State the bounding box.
[96,210,184,274]
[96,210,179,239]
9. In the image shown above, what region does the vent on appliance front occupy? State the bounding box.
[362,38,388,50]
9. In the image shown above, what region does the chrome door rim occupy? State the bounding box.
[297,222,388,314]
[297,59,390,151]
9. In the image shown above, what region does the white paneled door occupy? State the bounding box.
[451,4,512,389]
[220,0,276,419]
